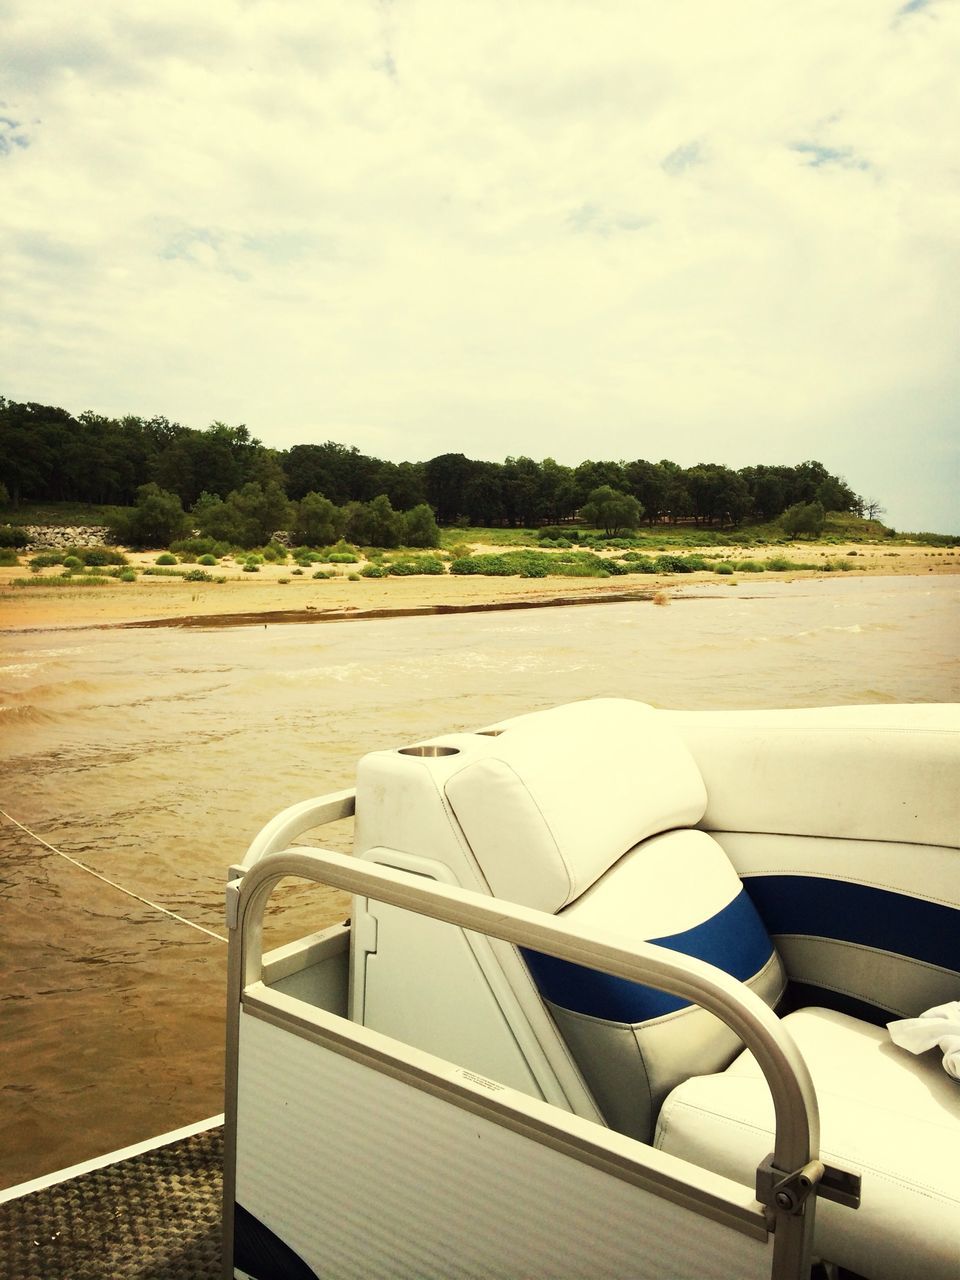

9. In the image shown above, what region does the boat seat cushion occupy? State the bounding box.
[445,698,707,914]
[525,829,786,1140]
[655,1007,960,1280]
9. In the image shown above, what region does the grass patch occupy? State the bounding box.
[450,550,610,578]
[11,576,112,588]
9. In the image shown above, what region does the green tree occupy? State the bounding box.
[292,492,341,546]
[111,483,189,548]
[781,500,825,538]
[193,480,293,547]
[365,494,404,548]
[403,503,441,548]
[580,485,644,536]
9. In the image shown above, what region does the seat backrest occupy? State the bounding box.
[444,699,786,1140]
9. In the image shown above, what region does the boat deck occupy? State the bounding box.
[0,1125,222,1280]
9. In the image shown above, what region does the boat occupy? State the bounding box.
[222,698,960,1280]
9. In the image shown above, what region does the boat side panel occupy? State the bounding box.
[234,1010,771,1280]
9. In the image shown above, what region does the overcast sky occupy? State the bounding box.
[2,0,958,532]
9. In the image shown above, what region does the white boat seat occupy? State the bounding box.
[444,698,786,1141]
[656,1006,960,1280]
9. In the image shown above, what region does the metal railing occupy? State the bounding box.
[223,838,834,1279]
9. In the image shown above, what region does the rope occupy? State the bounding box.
[0,807,227,943]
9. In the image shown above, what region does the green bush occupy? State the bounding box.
[119,568,137,582]
[347,572,361,581]
[715,562,735,575]
[312,569,331,579]
[142,565,187,577]
[0,547,19,566]
[242,562,259,573]
[360,564,388,578]
[652,554,707,573]
[0,526,28,548]
[387,555,446,576]
[736,560,765,572]
[77,546,127,566]
[170,537,231,558]
[450,550,609,578]
[328,551,358,564]
[537,526,579,543]
[262,542,288,563]
[62,555,84,570]
[156,553,177,565]
[183,568,214,582]
[291,567,304,575]
[198,554,218,566]
[29,552,64,570]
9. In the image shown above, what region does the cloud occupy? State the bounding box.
[0,0,958,531]
[788,142,871,170]
[0,113,31,154]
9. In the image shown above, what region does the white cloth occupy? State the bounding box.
[887,1001,960,1080]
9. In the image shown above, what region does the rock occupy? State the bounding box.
[17,525,112,551]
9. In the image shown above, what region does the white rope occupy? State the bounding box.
[0,806,227,943]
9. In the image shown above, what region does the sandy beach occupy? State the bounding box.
[1,541,956,631]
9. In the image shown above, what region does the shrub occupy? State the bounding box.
[715,562,735,575]
[142,565,187,576]
[278,577,290,585]
[327,551,358,564]
[78,547,127,566]
[387,555,446,576]
[170,536,230,558]
[29,552,64,570]
[183,568,214,582]
[262,542,288,563]
[198,554,218,566]
[736,560,765,573]
[292,567,304,576]
[450,550,610,578]
[242,562,259,573]
[538,527,579,542]
[62,555,84,570]
[119,568,137,582]
[652,554,699,573]
[361,564,388,578]
[156,553,177,565]
[0,526,29,548]
[0,547,19,566]
[312,569,331,579]
[347,572,361,581]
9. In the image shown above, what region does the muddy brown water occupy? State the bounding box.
[1,576,957,1187]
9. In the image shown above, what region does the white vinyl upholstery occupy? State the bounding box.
[444,700,783,1141]
[656,1007,960,1280]
[445,698,706,915]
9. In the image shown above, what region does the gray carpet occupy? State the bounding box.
[0,1128,222,1280]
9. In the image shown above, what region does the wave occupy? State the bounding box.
[0,702,63,726]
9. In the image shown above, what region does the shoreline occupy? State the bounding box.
[1,541,956,633]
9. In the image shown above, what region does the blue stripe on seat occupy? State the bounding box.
[521,888,774,1022]
[743,876,959,972]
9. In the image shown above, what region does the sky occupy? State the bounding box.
[1,0,958,532]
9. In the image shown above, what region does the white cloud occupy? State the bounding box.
[1,0,958,531]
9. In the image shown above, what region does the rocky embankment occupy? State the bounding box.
[14,525,111,550]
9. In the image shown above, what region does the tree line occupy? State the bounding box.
[0,397,869,532]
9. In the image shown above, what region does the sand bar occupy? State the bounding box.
[1,542,956,632]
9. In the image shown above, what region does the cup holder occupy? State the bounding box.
[398,745,461,757]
